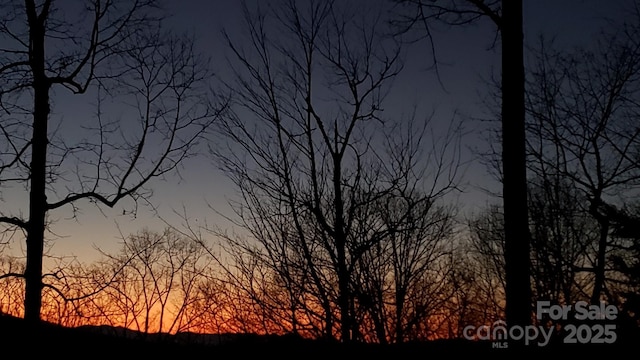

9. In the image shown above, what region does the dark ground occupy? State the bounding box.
[0,314,636,359]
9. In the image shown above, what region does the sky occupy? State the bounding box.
[1,0,636,265]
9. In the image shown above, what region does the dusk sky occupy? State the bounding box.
[6,0,632,265]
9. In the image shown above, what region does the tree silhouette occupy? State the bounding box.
[607,204,640,342]
[526,177,598,306]
[207,0,462,342]
[0,0,220,326]
[95,228,212,335]
[351,175,459,342]
[390,0,532,342]
[525,11,640,304]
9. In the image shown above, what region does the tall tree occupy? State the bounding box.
[207,0,461,342]
[391,0,531,338]
[500,0,531,335]
[212,0,403,341]
[525,12,640,304]
[0,0,218,325]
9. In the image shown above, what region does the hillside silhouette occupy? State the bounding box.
[1,313,636,358]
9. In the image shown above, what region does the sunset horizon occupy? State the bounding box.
[1,0,639,354]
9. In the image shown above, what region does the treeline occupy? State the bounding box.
[0,195,638,343]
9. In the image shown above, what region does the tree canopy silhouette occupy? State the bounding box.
[0,0,221,326]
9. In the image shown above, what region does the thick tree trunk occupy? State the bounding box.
[24,1,50,326]
[501,0,532,341]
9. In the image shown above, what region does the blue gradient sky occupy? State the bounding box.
[3,0,632,264]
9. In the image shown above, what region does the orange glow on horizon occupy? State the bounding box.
[0,285,475,343]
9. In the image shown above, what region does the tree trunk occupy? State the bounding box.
[337,248,350,342]
[589,199,609,305]
[24,4,50,325]
[333,156,351,342]
[395,287,405,343]
[501,0,531,340]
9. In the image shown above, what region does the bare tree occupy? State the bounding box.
[525,9,640,304]
[606,204,640,341]
[0,255,25,316]
[206,0,463,342]
[94,228,212,336]
[462,181,598,333]
[0,227,221,337]
[350,119,461,343]
[390,0,532,337]
[526,177,598,305]
[0,0,220,325]
[464,204,506,322]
